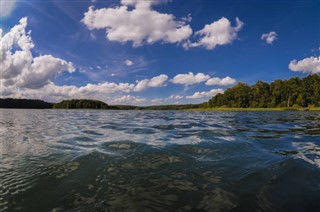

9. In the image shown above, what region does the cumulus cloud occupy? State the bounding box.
[0,17,75,89]
[289,56,320,74]
[186,89,224,99]
[82,1,245,50]
[261,31,277,44]
[168,95,183,100]
[79,82,135,93]
[205,76,236,86]
[82,0,192,47]
[134,74,168,91]
[0,0,16,17]
[0,18,139,102]
[150,94,184,104]
[148,74,168,87]
[109,95,147,105]
[150,94,185,105]
[124,59,134,66]
[2,81,136,102]
[185,17,244,50]
[171,72,210,85]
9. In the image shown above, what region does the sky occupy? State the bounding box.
[0,0,319,105]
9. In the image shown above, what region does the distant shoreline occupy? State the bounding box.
[1,107,320,111]
[187,107,320,111]
[1,98,320,111]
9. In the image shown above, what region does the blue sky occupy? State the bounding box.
[1,0,319,105]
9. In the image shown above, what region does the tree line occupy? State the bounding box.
[208,74,320,108]
[0,98,53,109]
[53,99,110,109]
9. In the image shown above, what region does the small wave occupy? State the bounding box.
[292,142,320,168]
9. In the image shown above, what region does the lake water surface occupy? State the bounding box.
[1,109,320,211]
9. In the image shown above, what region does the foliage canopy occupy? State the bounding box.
[53,99,109,109]
[208,74,320,108]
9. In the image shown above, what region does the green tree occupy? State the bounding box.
[208,74,320,108]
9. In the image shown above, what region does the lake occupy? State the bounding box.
[1,109,320,211]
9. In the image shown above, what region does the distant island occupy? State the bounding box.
[53,99,110,109]
[1,75,319,110]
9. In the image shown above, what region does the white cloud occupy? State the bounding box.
[289,56,320,74]
[151,98,163,103]
[124,59,134,66]
[82,1,245,51]
[20,55,75,89]
[185,17,244,50]
[134,74,168,91]
[261,31,277,44]
[168,95,183,100]
[2,81,136,102]
[148,74,168,87]
[0,0,16,17]
[186,89,224,99]
[205,76,236,86]
[171,72,210,85]
[150,95,185,105]
[150,94,184,105]
[0,17,75,89]
[109,95,147,105]
[121,0,170,8]
[134,79,149,92]
[82,0,192,47]
[0,18,139,102]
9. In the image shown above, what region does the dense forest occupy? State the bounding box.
[0,98,53,109]
[208,74,320,108]
[53,99,110,109]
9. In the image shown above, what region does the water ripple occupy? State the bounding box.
[1,109,320,211]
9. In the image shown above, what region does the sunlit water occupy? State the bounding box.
[1,109,320,211]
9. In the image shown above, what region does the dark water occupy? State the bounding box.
[1,109,320,212]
